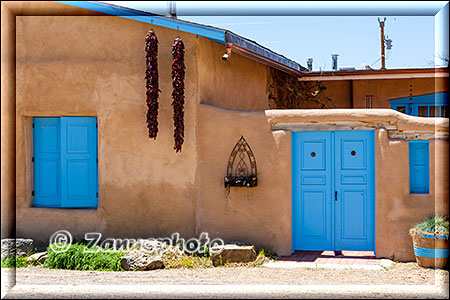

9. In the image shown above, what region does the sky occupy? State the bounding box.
[104,1,449,71]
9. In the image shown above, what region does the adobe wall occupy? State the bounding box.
[196,104,292,254]
[197,36,271,111]
[197,105,449,260]
[1,1,107,239]
[320,80,353,108]
[15,15,200,247]
[350,77,448,108]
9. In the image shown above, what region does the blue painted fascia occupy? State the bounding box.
[56,1,226,44]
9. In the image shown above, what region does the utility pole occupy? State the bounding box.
[378,17,386,70]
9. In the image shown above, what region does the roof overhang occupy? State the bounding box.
[224,32,307,76]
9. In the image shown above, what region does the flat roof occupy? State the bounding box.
[299,67,449,81]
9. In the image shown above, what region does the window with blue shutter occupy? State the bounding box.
[409,140,429,194]
[33,117,98,208]
[389,92,449,117]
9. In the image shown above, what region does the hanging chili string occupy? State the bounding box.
[171,37,185,152]
[145,29,160,139]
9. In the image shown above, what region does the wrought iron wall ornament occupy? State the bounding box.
[224,136,257,188]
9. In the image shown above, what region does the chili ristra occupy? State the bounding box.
[145,30,160,139]
[171,37,185,152]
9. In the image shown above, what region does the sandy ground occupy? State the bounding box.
[2,263,449,299]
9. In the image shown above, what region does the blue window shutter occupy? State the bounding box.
[60,117,98,208]
[33,117,62,207]
[409,141,429,194]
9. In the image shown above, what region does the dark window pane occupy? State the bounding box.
[429,106,439,117]
[396,106,406,113]
[418,106,428,117]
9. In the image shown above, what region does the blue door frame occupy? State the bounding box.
[292,130,375,253]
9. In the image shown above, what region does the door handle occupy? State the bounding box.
[335,191,338,201]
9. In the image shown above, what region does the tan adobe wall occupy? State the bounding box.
[14,15,201,247]
[352,77,449,108]
[197,105,449,260]
[318,80,353,108]
[319,77,449,109]
[197,36,270,111]
[1,0,108,239]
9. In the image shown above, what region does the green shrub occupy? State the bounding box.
[410,215,449,236]
[257,248,278,260]
[44,243,126,271]
[191,243,210,258]
[1,256,29,268]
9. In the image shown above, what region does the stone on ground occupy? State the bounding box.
[120,251,164,271]
[1,239,34,258]
[27,252,48,264]
[210,244,256,266]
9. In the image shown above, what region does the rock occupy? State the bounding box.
[210,244,256,266]
[1,238,34,258]
[120,251,164,271]
[27,252,48,264]
[380,259,394,269]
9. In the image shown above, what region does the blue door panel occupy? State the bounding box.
[292,131,332,251]
[334,130,374,251]
[33,118,61,207]
[292,130,375,252]
[61,117,98,208]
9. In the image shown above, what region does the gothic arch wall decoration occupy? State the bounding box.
[224,136,258,188]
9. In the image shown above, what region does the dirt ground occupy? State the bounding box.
[4,262,449,286]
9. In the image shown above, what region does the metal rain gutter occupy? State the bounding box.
[225,31,308,76]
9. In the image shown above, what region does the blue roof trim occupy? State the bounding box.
[389,92,449,105]
[56,1,226,44]
[55,1,308,71]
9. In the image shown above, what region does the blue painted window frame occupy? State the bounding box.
[409,140,430,194]
[389,92,449,117]
[33,117,99,208]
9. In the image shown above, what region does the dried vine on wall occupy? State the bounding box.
[267,68,333,109]
[171,38,186,152]
[145,30,161,139]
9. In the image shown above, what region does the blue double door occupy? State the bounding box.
[292,130,375,252]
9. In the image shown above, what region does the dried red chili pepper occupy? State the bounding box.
[171,37,185,152]
[145,30,160,139]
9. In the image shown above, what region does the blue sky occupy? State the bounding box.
[104,1,449,70]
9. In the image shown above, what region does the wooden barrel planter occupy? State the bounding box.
[411,234,449,269]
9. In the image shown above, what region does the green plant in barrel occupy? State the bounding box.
[409,215,449,269]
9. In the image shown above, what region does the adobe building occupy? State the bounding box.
[1,1,448,261]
